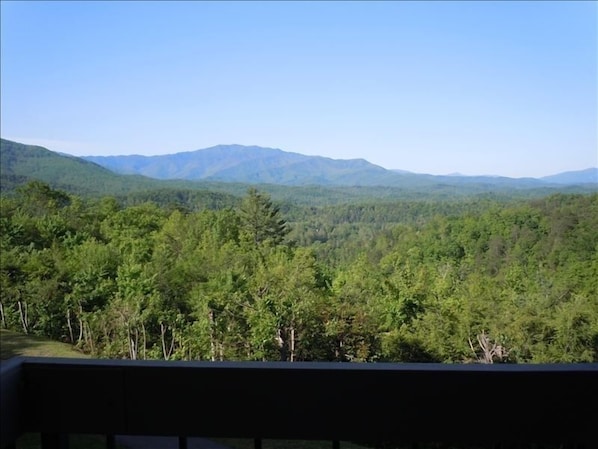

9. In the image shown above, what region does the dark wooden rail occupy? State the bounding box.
[2,357,598,449]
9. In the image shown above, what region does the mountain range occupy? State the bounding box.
[83,144,399,186]
[81,144,597,187]
[1,139,596,203]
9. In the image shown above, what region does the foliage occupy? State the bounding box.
[1,180,597,364]
[239,188,289,247]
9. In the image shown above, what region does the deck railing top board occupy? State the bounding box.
[2,357,598,447]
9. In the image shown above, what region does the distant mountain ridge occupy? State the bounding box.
[1,139,596,203]
[540,168,598,184]
[0,138,242,207]
[82,144,406,186]
[81,143,597,187]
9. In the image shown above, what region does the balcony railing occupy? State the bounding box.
[1,356,597,449]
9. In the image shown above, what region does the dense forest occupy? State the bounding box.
[1,181,597,363]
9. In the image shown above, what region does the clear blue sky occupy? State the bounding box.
[1,1,596,178]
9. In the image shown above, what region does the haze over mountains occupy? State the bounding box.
[82,144,597,187]
[83,144,397,186]
[1,139,596,202]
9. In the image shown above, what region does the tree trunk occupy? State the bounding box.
[277,328,287,361]
[0,301,6,329]
[66,308,74,344]
[161,322,168,360]
[84,320,95,354]
[130,337,137,360]
[78,317,84,345]
[208,310,216,362]
[129,326,138,360]
[17,300,28,334]
[77,303,84,345]
[290,326,296,362]
[338,338,345,361]
[160,322,175,360]
[142,323,147,360]
[88,322,95,354]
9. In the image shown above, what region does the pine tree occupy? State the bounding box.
[239,188,289,247]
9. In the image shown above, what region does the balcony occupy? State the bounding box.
[1,357,597,449]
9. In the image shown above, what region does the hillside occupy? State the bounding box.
[541,167,598,184]
[0,139,241,208]
[83,144,417,186]
[83,144,598,190]
[0,138,199,196]
[1,138,123,193]
[2,139,596,207]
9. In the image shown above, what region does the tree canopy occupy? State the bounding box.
[1,181,596,363]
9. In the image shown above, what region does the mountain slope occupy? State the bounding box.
[1,138,131,194]
[2,139,596,206]
[0,139,241,207]
[83,144,598,188]
[83,144,415,186]
[541,168,598,184]
[85,144,575,189]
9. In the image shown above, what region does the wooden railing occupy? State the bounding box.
[1,357,597,449]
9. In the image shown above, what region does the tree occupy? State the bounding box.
[15,181,71,216]
[239,188,289,247]
[247,247,326,361]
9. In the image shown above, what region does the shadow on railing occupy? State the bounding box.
[1,357,597,449]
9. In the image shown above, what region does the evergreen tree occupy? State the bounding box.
[239,188,289,247]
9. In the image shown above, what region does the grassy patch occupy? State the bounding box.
[0,328,89,360]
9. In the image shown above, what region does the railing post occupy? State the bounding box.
[254,437,262,449]
[106,434,115,449]
[179,436,188,449]
[0,357,24,449]
[332,440,340,449]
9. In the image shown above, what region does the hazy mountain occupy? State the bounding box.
[81,144,596,188]
[0,139,241,207]
[541,168,598,185]
[2,139,596,205]
[82,144,417,187]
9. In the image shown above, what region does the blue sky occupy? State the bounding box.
[1,1,596,178]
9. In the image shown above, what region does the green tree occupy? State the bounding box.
[239,188,289,247]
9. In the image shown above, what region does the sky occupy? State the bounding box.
[1,1,596,178]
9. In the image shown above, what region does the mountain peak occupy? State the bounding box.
[2,138,597,190]
[80,144,396,186]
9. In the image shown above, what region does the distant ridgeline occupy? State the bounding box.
[81,142,598,187]
[1,138,596,209]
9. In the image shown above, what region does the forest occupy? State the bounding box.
[1,180,597,364]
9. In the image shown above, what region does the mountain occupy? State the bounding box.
[82,144,596,189]
[0,138,128,194]
[541,168,598,185]
[2,139,596,206]
[0,139,241,207]
[82,144,417,187]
